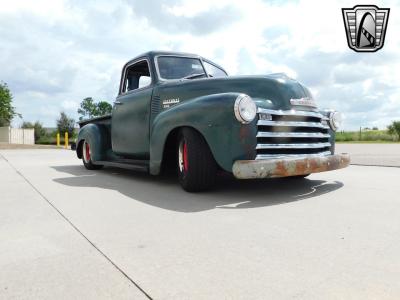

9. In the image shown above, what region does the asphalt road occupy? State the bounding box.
[1,145,399,299]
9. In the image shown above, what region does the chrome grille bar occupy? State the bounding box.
[258,108,328,119]
[255,151,332,160]
[256,142,332,150]
[257,120,330,129]
[257,132,330,138]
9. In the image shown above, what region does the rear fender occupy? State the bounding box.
[76,123,110,162]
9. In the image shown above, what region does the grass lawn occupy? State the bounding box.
[336,140,399,144]
[335,130,398,143]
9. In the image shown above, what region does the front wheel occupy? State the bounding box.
[82,140,103,170]
[288,174,310,179]
[177,128,217,192]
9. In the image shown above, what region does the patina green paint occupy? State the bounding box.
[149,93,257,174]
[77,51,335,176]
[77,123,111,162]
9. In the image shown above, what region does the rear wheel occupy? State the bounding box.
[177,128,217,192]
[82,140,103,170]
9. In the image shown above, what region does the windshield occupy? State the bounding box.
[157,56,206,80]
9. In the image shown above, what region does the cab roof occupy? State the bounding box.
[125,51,226,73]
[129,51,201,63]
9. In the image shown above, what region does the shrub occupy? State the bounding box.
[388,121,400,141]
[22,120,46,142]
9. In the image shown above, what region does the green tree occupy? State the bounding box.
[22,120,46,142]
[0,81,20,126]
[57,112,75,137]
[77,97,112,121]
[22,121,34,128]
[96,101,112,116]
[77,97,96,120]
[388,121,400,141]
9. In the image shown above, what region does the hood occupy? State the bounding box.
[155,73,316,111]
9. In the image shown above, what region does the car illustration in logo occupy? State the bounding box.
[342,5,390,52]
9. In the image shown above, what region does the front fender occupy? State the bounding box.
[76,123,110,162]
[150,93,257,175]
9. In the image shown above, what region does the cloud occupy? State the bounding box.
[0,0,399,130]
[126,0,241,35]
[333,64,375,85]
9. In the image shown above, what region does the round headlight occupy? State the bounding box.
[329,111,342,131]
[234,94,257,124]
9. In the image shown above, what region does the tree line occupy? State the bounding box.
[1,82,112,143]
[0,82,20,126]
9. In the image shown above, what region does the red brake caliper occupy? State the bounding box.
[85,143,91,161]
[183,142,188,171]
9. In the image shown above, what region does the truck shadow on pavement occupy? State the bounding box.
[52,165,344,213]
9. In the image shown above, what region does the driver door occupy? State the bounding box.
[111,59,153,158]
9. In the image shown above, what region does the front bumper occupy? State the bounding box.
[232,153,350,179]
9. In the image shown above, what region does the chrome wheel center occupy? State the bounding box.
[178,141,184,172]
[83,141,91,163]
[178,140,188,172]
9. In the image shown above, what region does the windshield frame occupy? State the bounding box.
[203,59,228,78]
[154,55,209,81]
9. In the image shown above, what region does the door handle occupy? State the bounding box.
[114,101,123,105]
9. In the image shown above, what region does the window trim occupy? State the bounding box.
[203,60,228,77]
[119,58,153,95]
[154,55,208,82]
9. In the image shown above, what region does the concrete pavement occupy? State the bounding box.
[337,143,400,167]
[0,152,147,299]
[0,147,399,299]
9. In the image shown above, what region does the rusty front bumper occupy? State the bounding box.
[232,153,350,179]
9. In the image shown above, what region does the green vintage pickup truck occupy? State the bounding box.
[76,51,350,192]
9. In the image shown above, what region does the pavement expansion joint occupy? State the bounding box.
[0,152,153,300]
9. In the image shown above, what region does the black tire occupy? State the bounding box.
[288,174,310,179]
[82,140,103,170]
[177,128,217,192]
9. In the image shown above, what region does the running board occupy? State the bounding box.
[94,159,149,172]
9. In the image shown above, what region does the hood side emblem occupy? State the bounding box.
[290,97,317,108]
[162,98,180,108]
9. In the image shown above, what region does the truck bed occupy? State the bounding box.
[78,114,112,128]
[77,114,150,171]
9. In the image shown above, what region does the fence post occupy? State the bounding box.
[56,133,60,147]
[65,132,68,149]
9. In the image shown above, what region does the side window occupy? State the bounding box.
[204,61,227,78]
[123,60,151,93]
[138,76,151,88]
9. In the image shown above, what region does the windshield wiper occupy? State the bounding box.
[181,72,206,80]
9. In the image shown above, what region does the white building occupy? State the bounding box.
[0,127,34,145]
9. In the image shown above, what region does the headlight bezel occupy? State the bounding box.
[234,94,257,124]
[329,111,342,131]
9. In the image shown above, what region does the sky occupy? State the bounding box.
[0,0,399,130]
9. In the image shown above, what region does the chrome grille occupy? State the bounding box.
[256,108,332,160]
